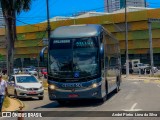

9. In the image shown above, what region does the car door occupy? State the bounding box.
[133,64,139,73]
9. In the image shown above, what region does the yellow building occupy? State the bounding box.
[0,8,160,67]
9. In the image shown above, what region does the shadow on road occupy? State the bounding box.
[33,89,119,109]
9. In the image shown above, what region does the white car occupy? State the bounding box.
[144,64,158,73]
[7,74,44,100]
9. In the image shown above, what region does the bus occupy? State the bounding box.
[40,24,121,104]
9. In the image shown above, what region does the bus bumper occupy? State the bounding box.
[48,85,103,101]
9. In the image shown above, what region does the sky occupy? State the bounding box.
[16,0,160,26]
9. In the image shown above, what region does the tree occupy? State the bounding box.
[0,0,32,75]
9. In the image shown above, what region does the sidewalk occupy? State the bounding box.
[2,97,24,111]
[122,75,160,81]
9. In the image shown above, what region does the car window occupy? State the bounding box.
[16,76,38,83]
[8,76,15,82]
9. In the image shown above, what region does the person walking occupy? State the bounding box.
[0,74,8,111]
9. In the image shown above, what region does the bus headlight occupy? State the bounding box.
[49,84,57,90]
[92,83,98,88]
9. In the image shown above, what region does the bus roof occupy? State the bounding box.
[50,24,103,38]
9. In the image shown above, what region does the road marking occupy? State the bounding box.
[122,103,142,111]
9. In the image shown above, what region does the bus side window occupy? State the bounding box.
[109,57,118,68]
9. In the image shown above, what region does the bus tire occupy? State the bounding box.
[115,77,120,93]
[99,81,108,103]
[99,95,107,103]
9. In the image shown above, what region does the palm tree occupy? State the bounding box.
[0,0,32,75]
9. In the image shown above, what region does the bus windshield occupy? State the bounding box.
[48,37,99,79]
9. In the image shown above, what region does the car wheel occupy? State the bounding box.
[115,78,120,93]
[38,96,44,100]
[130,69,133,74]
[14,90,19,99]
[140,69,144,74]
[146,70,150,74]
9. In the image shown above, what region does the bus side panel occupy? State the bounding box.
[104,32,120,93]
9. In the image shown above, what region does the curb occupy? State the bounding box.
[10,97,25,111]
[122,77,160,81]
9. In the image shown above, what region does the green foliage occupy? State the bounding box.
[0,54,4,61]
[0,0,32,14]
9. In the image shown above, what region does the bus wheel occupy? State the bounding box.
[99,95,107,103]
[99,86,108,103]
[115,78,120,93]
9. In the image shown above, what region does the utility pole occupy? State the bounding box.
[148,21,154,75]
[46,0,51,42]
[125,0,129,77]
[147,18,160,75]
[145,0,147,7]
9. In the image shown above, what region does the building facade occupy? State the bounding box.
[0,8,160,67]
[105,0,146,13]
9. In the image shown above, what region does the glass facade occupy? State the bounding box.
[105,0,145,13]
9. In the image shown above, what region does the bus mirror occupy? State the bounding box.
[39,46,48,62]
[100,43,104,59]
[40,55,44,62]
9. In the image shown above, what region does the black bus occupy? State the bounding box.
[40,24,121,104]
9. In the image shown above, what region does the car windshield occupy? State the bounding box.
[48,37,99,79]
[16,76,38,83]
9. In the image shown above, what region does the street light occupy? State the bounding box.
[125,0,129,77]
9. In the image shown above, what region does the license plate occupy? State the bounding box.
[68,94,78,98]
[28,91,36,94]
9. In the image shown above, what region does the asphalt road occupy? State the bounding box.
[2,78,160,120]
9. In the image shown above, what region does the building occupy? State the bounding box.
[0,3,4,28]
[104,0,146,13]
[0,8,160,67]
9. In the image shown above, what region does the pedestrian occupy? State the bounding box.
[0,74,8,111]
